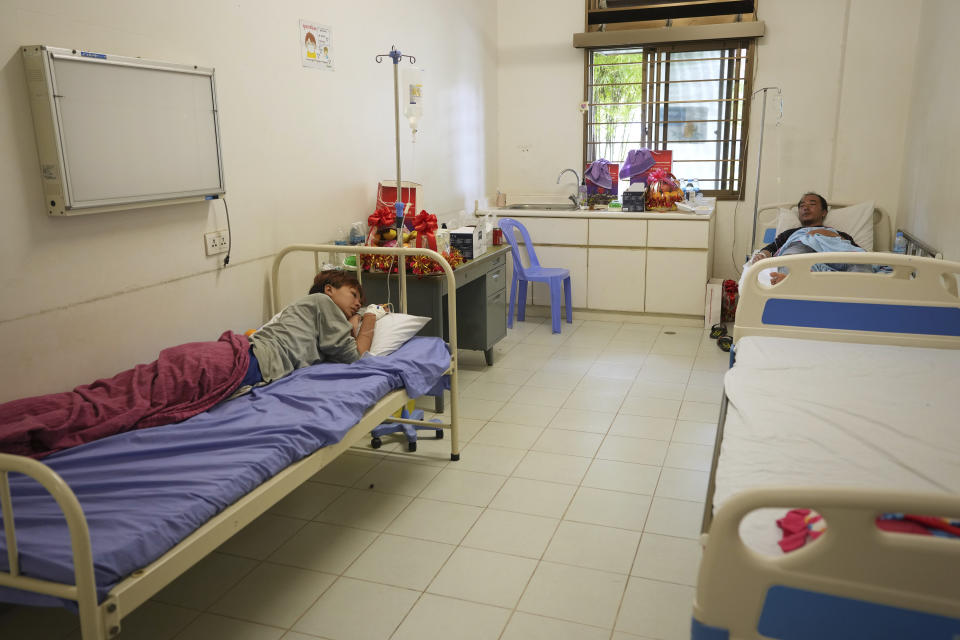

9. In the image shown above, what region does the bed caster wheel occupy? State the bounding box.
[371,437,382,449]
[435,429,444,439]
[408,441,417,452]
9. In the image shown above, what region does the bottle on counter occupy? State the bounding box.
[893,231,907,254]
[436,224,451,254]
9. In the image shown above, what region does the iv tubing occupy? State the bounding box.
[748,86,780,260]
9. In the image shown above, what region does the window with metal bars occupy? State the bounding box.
[584,40,753,199]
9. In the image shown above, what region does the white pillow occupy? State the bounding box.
[366,313,431,357]
[774,200,875,251]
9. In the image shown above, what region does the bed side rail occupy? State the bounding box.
[694,487,960,639]
[0,453,104,638]
[734,253,960,348]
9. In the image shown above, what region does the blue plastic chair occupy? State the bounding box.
[498,218,572,334]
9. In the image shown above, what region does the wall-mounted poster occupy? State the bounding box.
[300,20,333,70]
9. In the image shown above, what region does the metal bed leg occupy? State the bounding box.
[701,393,729,535]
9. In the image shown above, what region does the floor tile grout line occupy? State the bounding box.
[179,319,707,638]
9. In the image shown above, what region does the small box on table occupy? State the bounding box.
[450,226,484,260]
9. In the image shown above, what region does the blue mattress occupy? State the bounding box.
[0,337,450,608]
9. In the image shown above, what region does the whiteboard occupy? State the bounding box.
[22,46,225,215]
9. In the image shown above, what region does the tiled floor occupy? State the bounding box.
[2,316,729,640]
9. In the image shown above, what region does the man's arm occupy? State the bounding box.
[752,228,799,264]
[837,230,859,247]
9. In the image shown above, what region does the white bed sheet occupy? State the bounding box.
[715,336,960,555]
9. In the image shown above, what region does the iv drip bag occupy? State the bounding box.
[403,67,423,133]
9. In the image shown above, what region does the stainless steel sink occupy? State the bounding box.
[503,203,578,211]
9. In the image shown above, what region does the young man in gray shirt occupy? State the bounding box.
[246,271,379,386]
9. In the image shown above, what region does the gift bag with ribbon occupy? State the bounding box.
[366,202,398,247]
[720,279,739,323]
[411,210,438,252]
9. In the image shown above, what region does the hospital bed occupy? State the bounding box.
[0,244,461,640]
[694,251,960,638]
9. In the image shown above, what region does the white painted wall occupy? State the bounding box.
[496,0,585,197]
[495,0,922,278]
[0,0,498,401]
[897,0,960,261]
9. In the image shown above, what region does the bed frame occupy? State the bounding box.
[0,244,461,640]
[695,252,960,638]
[695,488,960,639]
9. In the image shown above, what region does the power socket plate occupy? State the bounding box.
[204,229,228,256]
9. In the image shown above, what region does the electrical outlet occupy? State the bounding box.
[204,229,228,256]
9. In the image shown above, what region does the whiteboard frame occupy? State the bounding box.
[21,45,226,216]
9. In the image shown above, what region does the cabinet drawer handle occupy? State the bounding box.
[491,273,500,280]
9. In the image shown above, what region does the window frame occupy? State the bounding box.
[582,38,755,200]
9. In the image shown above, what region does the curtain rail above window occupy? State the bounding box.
[573,21,763,48]
[586,0,756,26]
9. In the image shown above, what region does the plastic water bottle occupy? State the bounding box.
[893,231,907,254]
[578,181,588,208]
[349,222,365,245]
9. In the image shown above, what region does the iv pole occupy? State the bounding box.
[747,86,781,262]
[375,46,416,312]
[375,46,416,227]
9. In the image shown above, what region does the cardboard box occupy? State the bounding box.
[622,191,645,212]
[704,278,723,328]
[450,225,483,260]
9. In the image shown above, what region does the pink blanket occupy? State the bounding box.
[0,331,250,459]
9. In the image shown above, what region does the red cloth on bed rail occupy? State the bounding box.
[0,331,249,459]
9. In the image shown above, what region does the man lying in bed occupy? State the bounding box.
[749,192,869,284]
[0,270,380,458]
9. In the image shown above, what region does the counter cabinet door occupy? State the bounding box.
[530,246,587,309]
[586,248,646,312]
[645,249,709,315]
[503,247,587,313]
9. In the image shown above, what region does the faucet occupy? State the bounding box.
[557,168,580,185]
[558,168,581,208]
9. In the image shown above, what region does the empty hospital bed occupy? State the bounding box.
[694,251,960,639]
[0,244,461,640]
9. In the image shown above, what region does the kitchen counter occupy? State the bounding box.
[479,200,715,222]
[485,201,716,318]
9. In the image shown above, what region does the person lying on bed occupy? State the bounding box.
[748,192,868,284]
[0,270,379,459]
[246,270,380,387]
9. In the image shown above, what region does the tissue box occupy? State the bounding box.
[450,225,483,260]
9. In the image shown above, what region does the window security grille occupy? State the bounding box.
[585,40,753,198]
